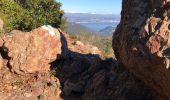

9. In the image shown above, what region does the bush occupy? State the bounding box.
[0,0,65,32]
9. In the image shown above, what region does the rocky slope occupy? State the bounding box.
[113,0,170,99]
[0,24,159,100]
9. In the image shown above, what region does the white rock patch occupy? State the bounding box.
[42,25,55,37]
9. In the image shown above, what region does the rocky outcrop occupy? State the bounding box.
[0,26,61,74]
[0,19,163,100]
[113,0,170,99]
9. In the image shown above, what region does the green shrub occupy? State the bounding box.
[0,0,65,32]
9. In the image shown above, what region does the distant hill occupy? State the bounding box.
[65,22,116,36]
[65,22,98,35]
[99,26,115,36]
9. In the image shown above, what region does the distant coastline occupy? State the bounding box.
[64,13,120,31]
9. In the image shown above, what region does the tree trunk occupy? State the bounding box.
[113,0,170,99]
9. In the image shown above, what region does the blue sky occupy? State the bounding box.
[57,0,122,14]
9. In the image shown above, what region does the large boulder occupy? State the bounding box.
[0,25,61,74]
[113,0,170,99]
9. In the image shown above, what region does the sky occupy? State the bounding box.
[57,0,122,14]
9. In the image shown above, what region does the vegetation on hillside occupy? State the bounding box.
[69,32,114,58]
[0,0,65,32]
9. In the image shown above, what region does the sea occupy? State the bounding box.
[79,22,119,31]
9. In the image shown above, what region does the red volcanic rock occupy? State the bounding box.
[1,26,61,74]
[113,0,170,99]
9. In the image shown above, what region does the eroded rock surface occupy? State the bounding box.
[113,0,170,99]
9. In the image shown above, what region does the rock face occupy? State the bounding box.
[113,0,170,99]
[0,26,61,74]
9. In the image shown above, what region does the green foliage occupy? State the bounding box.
[0,0,65,32]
